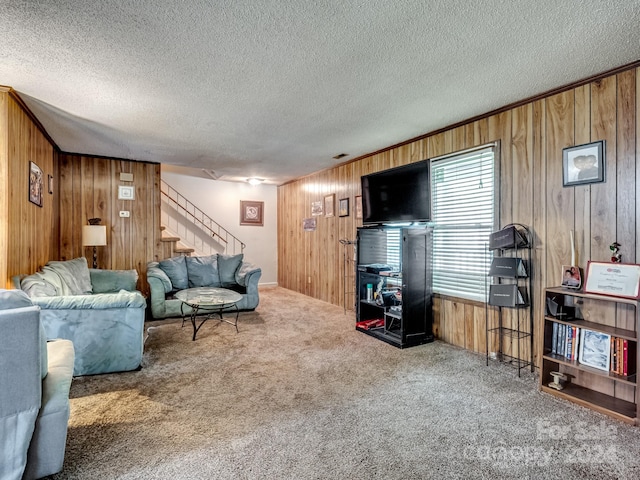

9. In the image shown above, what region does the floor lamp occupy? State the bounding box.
[82,219,107,269]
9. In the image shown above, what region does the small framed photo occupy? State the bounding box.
[355,195,362,219]
[240,200,264,226]
[311,200,323,216]
[578,329,611,371]
[324,194,335,217]
[560,265,582,289]
[29,161,43,207]
[118,185,135,200]
[338,197,349,217]
[303,217,317,232]
[562,140,605,187]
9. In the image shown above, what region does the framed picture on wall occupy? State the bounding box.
[338,198,349,217]
[324,194,335,217]
[29,161,43,207]
[355,195,362,219]
[240,200,264,226]
[562,140,605,187]
[311,200,323,216]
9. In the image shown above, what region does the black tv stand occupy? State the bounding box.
[355,225,434,348]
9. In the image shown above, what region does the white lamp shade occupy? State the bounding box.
[82,225,107,247]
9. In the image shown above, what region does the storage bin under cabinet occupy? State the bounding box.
[540,287,640,425]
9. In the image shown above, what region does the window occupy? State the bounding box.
[430,145,497,301]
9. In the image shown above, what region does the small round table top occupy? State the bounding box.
[175,287,242,307]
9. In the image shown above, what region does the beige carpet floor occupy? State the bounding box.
[50,286,640,479]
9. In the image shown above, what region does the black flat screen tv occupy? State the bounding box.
[361,160,430,224]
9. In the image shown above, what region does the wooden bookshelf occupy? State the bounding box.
[540,287,639,425]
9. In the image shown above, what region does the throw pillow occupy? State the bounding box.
[185,255,221,287]
[44,257,93,295]
[218,253,244,287]
[158,256,189,290]
[20,272,58,297]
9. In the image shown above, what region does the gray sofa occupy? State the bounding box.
[14,257,147,376]
[0,289,74,480]
[147,253,261,319]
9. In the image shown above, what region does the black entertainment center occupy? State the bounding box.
[355,161,434,348]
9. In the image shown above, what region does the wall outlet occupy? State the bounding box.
[119,211,130,218]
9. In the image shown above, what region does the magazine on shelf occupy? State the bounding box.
[578,329,611,371]
[489,225,528,250]
[488,284,528,307]
[488,257,528,278]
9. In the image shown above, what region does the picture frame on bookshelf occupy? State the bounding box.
[578,329,611,371]
[584,261,640,299]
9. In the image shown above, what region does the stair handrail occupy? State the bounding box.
[161,180,245,254]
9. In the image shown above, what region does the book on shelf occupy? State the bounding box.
[551,323,580,359]
[488,284,528,307]
[488,257,528,278]
[609,336,637,377]
[488,225,528,250]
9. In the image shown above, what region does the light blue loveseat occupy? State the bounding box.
[147,253,261,319]
[0,289,74,480]
[14,257,146,376]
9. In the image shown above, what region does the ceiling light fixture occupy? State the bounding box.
[247,177,264,186]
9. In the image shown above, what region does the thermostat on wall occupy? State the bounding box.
[118,185,135,200]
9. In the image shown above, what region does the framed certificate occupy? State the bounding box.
[584,261,640,299]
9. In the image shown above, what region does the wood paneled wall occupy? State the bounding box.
[0,89,57,287]
[0,89,164,294]
[57,153,163,295]
[278,66,640,370]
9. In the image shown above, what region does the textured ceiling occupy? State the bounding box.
[2,1,640,185]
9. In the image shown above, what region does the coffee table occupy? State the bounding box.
[175,287,243,341]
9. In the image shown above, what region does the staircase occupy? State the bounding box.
[160,180,245,257]
[160,226,195,258]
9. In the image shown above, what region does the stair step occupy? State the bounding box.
[160,225,166,231]
[161,236,180,242]
[174,247,195,254]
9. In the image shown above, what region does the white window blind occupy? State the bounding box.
[430,146,496,301]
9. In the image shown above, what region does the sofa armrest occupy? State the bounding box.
[146,264,173,293]
[0,301,42,480]
[90,269,138,293]
[31,291,146,310]
[236,262,261,289]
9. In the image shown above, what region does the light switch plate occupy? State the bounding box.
[119,211,130,218]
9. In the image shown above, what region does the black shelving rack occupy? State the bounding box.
[485,223,534,376]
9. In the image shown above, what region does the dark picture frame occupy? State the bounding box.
[338,197,349,217]
[562,140,605,187]
[240,200,264,226]
[29,161,43,207]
